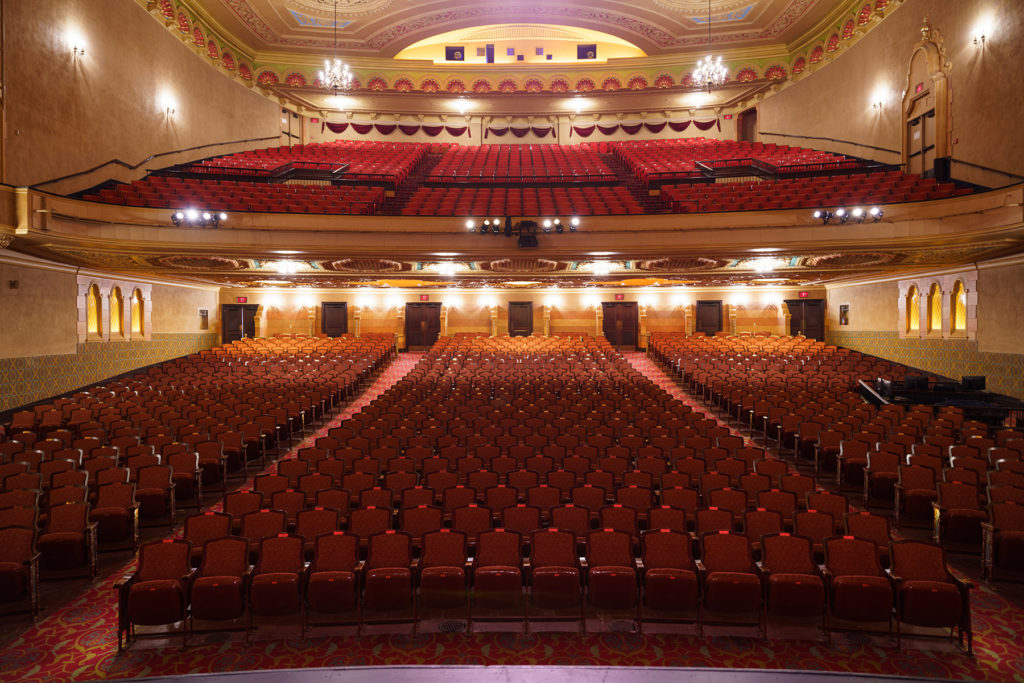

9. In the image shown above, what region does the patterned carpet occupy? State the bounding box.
[2,351,1023,682]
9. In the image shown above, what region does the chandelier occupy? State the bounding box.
[692,0,728,91]
[319,0,353,95]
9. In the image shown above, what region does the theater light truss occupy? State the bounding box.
[171,209,227,227]
[467,216,580,247]
[813,206,883,224]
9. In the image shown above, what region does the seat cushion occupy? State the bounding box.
[903,490,938,520]
[473,566,522,609]
[37,532,85,569]
[767,573,825,617]
[307,571,357,613]
[136,490,168,518]
[420,566,467,609]
[364,567,411,611]
[90,507,130,542]
[899,580,961,627]
[251,572,300,616]
[831,575,892,622]
[128,579,186,625]
[997,531,1024,569]
[643,568,698,612]
[944,509,987,544]
[704,571,761,613]
[588,566,637,610]
[0,563,27,603]
[190,576,243,621]
[531,566,581,609]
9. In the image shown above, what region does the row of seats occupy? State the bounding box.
[611,138,853,184]
[400,185,643,216]
[648,332,1024,580]
[0,335,395,618]
[660,172,969,213]
[82,178,385,215]
[113,506,971,647]
[428,144,613,182]
[198,140,429,185]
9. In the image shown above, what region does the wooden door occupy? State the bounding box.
[508,301,533,337]
[738,108,757,143]
[221,304,258,343]
[785,299,825,340]
[695,300,723,336]
[321,302,348,337]
[602,302,638,349]
[405,302,442,349]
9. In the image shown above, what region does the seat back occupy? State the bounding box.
[198,536,249,578]
[530,528,577,568]
[311,531,360,572]
[642,528,693,570]
[825,536,883,577]
[365,530,412,570]
[699,531,754,573]
[890,540,949,582]
[420,529,467,569]
[761,532,816,574]
[255,533,305,574]
[474,529,522,568]
[586,528,634,567]
[137,538,192,582]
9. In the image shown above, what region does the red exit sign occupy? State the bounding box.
[311,117,320,123]
[419,294,430,301]
[236,297,248,303]
[614,293,625,301]
[723,114,733,120]
[798,291,809,298]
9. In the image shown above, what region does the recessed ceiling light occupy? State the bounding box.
[273,250,301,255]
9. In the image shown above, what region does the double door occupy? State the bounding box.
[221,304,258,343]
[785,299,825,340]
[602,302,638,349]
[405,302,441,349]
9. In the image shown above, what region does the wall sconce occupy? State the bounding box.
[72,45,86,57]
[871,100,883,111]
[973,31,986,47]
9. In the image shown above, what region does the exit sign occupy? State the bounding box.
[419,294,429,301]
[614,293,625,301]
[236,297,248,303]
[723,114,733,120]
[311,118,319,123]
[798,291,809,298]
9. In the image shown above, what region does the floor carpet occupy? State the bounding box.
[2,351,1023,683]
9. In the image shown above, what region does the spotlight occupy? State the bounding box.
[570,216,580,231]
[555,218,564,234]
[813,209,833,225]
[465,219,475,230]
[851,207,864,220]
[869,206,883,221]
[542,219,552,233]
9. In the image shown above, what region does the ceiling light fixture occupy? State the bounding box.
[319,1,353,96]
[692,0,728,92]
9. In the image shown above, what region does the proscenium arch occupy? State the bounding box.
[901,19,952,179]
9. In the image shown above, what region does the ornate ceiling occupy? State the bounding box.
[185,0,862,58]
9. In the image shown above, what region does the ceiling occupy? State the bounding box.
[188,0,861,59]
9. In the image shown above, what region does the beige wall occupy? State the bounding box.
[757,0,1024,186]
[3,0,281,192]
[977,260,1024,355]
[0,258,78,358]
[826,280,898,332]
[149,283,221,336]
[220,284,821,344]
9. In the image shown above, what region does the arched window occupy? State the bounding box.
[86,284,101,337]
[927,283,942,333]
[951,280,967,333]
[110,287,124,338]
[906,285,920,332]
[131,289,144,335]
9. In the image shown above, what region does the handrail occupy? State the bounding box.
[950,158,1024,182]
[29,135,292,190]
[758,130,899,155]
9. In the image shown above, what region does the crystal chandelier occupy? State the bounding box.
[692,0,728,91]
[319,1,353,95]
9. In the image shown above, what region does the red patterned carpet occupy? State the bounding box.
[2,351,1024,682]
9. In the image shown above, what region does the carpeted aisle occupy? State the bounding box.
[2,351,1024,682]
